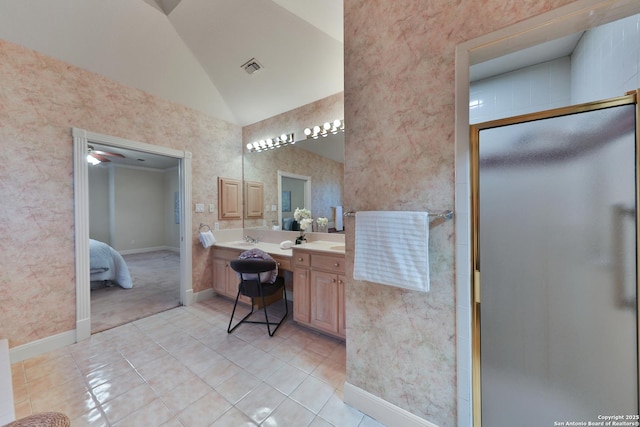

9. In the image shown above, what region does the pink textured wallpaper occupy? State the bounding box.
[343,1,575,425]
[0,39,242,347]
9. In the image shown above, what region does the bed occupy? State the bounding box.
[90,239,133,289]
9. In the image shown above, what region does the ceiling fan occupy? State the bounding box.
[87,145,125,164]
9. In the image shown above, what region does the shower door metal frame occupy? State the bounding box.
[470,90,640,426]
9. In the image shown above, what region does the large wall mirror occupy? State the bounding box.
[243,131,344,232]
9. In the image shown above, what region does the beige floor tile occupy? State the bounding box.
[214,371,261,404]
[156,377,212,414]
[145,363,200,396]
[39,390,98,421]
[24,354,79,383]
[101,383,158,425]
[30,379,90,413]
[84,358,135,389]
[309,415,334,427]
[360,415,389,427]
[175,390,231,427]
[70,407,109,427]
[311,357,347,389]
[262,397,315,427]
[241,351,285,381]
[13,399,32,420]
[235,382,286,424]
[112,398,173,427]
[288,349,326,374]
[91,369,146,404]
[200,359,243,388]
[289,376,335,414]
[12,301,364,427]
[210,407,257,426]
[317,393,364,427]
[264,364,309,395]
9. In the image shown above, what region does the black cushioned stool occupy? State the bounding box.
[227,259,288,337]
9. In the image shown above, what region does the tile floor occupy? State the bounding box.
[11,297,386,427]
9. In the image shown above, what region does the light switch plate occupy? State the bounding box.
[195,203,204,212]
[209,204,214,212]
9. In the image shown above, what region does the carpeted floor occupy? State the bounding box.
[91,250,181,333]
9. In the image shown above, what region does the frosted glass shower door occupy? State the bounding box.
[474,99,638,427]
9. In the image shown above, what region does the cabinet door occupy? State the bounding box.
[218,177,241,220]
[225,265,240,297]
[213,258,228,295]
[293,268,311,323]
[310,270,339,334]
[245,181,264,219]
[338,275,346,338]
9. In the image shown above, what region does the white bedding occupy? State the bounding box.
[89,239,133,289]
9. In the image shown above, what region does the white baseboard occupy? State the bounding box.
[344,382,439,427]
[9,330,76,364]
[118,245,179,255]
[192,288,214,304]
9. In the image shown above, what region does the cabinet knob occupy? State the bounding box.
[334,263,340,267]
[277,262,281,266]
[338,280,343,284]
[332,278,336,283]
[297,257,303,261]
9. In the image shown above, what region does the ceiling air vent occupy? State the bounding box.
[241,58,263,75]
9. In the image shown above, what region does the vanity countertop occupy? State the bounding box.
[214,240,345,256]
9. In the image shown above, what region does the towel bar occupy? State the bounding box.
[199,223,212,232]
[343,209,454,220]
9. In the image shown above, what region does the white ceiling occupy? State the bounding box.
[0,0,587,168]
[0,0,344,126]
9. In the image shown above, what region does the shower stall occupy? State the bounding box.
[471,92,639,426]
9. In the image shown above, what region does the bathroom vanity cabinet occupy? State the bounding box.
[293,248,346,339]
[212,247,288,307]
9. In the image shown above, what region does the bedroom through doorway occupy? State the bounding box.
[87,144,182,333]
[73,128,194,340]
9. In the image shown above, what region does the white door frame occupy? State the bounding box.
[73,127,193,341]
[277,170,311,228]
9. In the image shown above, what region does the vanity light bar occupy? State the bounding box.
[246,133,295,153]
[304,119,344,139]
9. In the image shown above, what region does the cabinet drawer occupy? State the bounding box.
[213,248,241,260]
[272,255,291,272]
[293,251,310,268]
[311,254,345,274]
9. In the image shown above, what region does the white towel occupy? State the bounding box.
[199,230,216,248]
[334,206,343,231]
[353,211,430,292]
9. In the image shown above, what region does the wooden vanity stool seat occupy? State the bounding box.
[227,259,288,337]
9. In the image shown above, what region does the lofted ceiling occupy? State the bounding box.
[0,0,589,169]
[0,0,344,126]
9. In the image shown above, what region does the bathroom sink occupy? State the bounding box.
[232,241,256,246]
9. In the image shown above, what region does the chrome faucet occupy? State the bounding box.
[244,235,259,244]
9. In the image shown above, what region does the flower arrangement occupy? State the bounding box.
[316,217,328,231]
[294,207,313,231]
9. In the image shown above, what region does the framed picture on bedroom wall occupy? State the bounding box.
[282,190,291,212]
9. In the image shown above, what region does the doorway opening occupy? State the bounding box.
[277,170,311,230]
[73,128,193,341]
[87,143,181,332]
